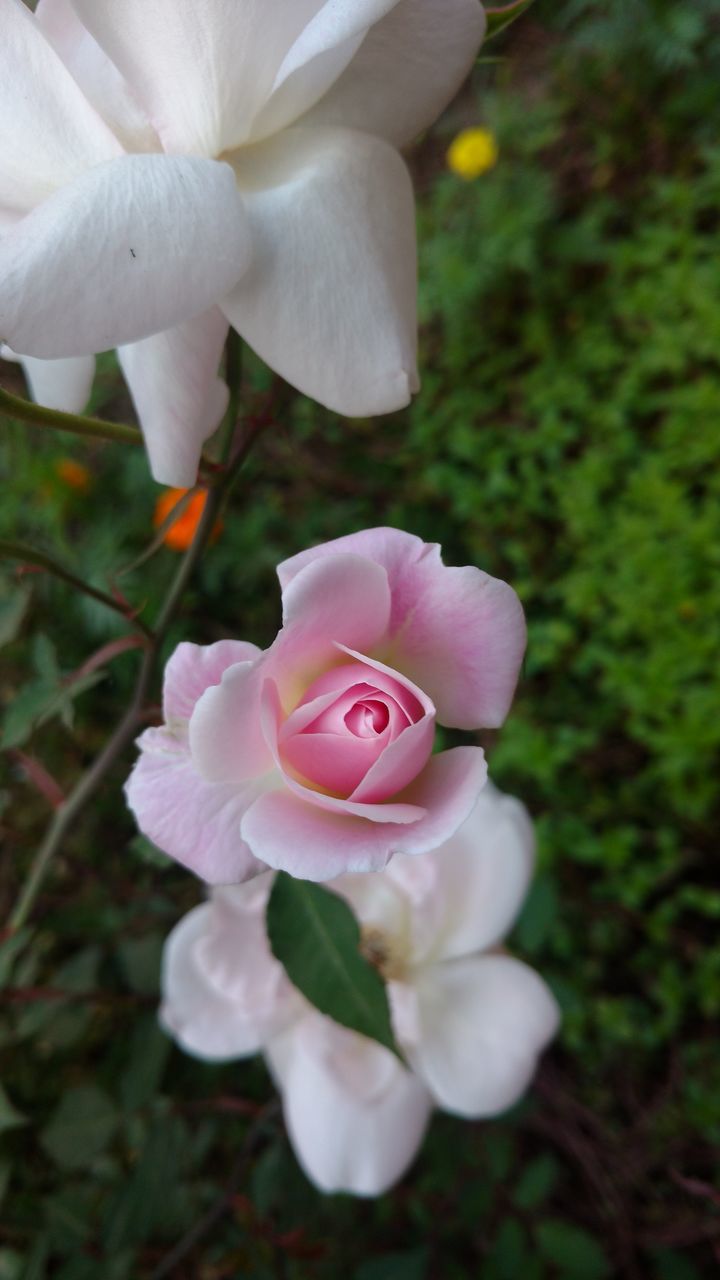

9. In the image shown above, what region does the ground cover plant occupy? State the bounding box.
[1,0,719,1275]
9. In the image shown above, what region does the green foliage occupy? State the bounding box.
[266,873,400,1059]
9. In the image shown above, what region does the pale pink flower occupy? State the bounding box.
[0,0,486,485]
[126,528,526,882]
[160,784,560,1195]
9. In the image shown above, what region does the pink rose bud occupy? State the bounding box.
[126,528,526,882]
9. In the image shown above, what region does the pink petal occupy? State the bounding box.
[240,788,400,880]
[189,658,272,784]
[125,728,265,884]
[281,729,390,798]
[411,955,560,1118]
[280,528,526,729]
[163,639,262,723]
[118,308,230,488]
[260,678,424,824]
[267,1014,433,1195]
[386,746,488,857]
[348,714,434,804]
[275,553,392,696]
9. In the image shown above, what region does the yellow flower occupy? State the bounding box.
[56,458,92,492]
[447,127,499,180]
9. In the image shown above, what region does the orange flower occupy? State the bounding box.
[154,487,222,552]
[56,458,92,492]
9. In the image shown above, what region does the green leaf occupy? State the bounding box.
[0,585,30,650]
[0,1085,26,1136]
[536,1220,611,1278]
[266,873,401,1060]
[117,934,163,997]
[513,1153,560,1209]
[355,1250,429,1280]
[487,1218,531,1278]
[485,0,536,41]
[2,666,103,749]
[119,1016,171,1111]
[41,1087,118,1171]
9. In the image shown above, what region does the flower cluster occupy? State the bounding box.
[126,527,526,883]
[0,0,486,486]
[161,784,560,1195]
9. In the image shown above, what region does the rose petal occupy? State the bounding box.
[72,0,326,155]
[267,1014,433,1195]
[429,783,536,962]
[387,746,488,857]
[279,528,526,729]
[0,155,252,358]
[0,0,120,216]
[410,954,560,1118]
[273,554,392,701]
[36,0,159,152]
[189,659,272,784]
[125,728,266,884]
[160,882,289,1060]
[260,679,425,823]
[248,0,397,142]
[118,307,230,487]
[222,126,418,419]
[163,640,262,723]
[240,788,400,880]
[302,0,486,147]
[1,347,95,414]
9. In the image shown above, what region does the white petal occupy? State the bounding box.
[6,350,95,414]
[267,1015,433,1195]
[0,0,120,215]
[249,0,397,142]
[223,127,418,418]
[0,155,251,359]
[303,0,486,147]
[160,884,290,1061]
[36,0,159,153]
[119,308,230,487]
[392,782,536,964]
[72,0,327,156]
[412,955,560,1118]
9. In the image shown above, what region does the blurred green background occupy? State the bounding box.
[1,1,719,1275]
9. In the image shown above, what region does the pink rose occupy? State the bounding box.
[160,785,560,1196]
[126,527,526,882]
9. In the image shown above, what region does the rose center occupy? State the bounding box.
[359,925,406,982]
[344,699,391,739]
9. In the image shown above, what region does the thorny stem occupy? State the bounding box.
[0,539,155,641]
[6,340,261,937]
